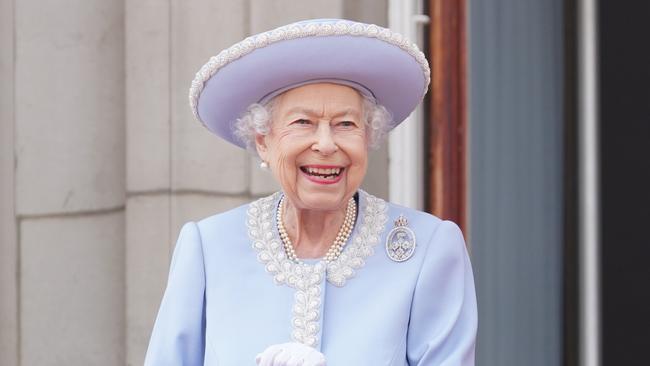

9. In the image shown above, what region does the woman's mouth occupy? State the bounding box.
[300,165,345,184]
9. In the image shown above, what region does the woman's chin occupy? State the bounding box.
[294,186,350,211]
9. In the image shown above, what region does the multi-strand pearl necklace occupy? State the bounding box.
[276,195,357,264]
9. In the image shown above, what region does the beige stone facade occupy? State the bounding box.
[0,1,388,365]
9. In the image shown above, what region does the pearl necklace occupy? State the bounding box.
[276,196,357,264]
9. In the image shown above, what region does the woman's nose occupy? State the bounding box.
[311,123,338,155]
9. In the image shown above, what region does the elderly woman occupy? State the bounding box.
[144,19,477,366]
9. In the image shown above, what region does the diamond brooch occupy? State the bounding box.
[385,214,416,262]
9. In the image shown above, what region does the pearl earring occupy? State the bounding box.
[260,161,269,170]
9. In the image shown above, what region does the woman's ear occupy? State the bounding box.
[255,134,268,161]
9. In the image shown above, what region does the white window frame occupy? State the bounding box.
[388,0,429,210]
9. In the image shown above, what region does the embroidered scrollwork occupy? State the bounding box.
[247,190,388,347]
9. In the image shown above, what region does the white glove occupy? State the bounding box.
[255,342,326,366]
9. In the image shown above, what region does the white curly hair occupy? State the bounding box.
[233,93,393,155]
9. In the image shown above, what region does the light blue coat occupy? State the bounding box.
[144,190,477,365]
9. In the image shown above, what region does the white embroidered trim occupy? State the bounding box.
[246,190,388,347]
[326,192,388,287]
[188,20,430,124]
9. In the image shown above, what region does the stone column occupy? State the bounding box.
[13,0,126,365]
[125,0,251,364]
[168,0,251,234]
[124,1,172,363]
[0,0,17,364]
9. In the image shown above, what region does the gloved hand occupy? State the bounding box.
[255,342,326,366]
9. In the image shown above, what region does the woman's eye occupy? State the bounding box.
[338,121,356,127]
[292,119,311,125]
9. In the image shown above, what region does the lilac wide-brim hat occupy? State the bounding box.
[189,18,431,148]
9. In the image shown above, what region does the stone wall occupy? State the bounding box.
[0,1,387,365]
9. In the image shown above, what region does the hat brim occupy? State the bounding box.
[192,20,429,148]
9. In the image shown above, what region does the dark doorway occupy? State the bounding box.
[599,1,650,365]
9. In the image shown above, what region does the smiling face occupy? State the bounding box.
[255,83,368,212]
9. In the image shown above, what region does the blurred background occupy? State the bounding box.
[1,0,648,365]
